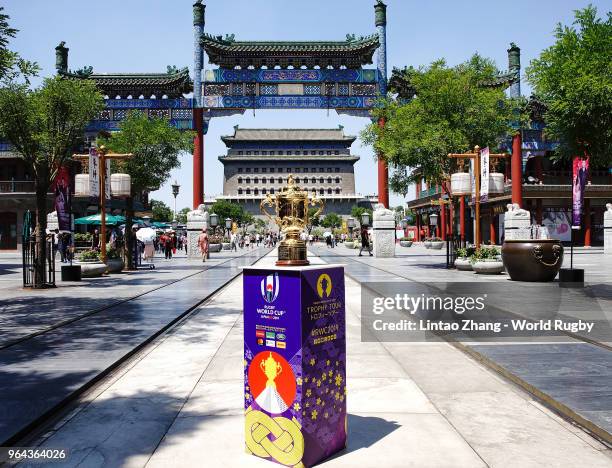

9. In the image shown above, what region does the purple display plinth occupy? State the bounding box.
[243,265,346,467]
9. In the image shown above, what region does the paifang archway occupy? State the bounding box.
[59,1,390,209]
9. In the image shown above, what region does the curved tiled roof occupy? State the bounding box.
[201,34,380,69]
[221,127,356,144]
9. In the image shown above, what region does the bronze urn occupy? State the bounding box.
[501,239,564,282]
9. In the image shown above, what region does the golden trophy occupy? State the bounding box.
[260,175,324,266]
[260,352,282,388]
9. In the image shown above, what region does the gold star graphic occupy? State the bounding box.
[305,377,309,383]
[309,358,316,366]
[328,370,333,377]
[245,393,251,400]
[324,412,329,419]
[335,361,339,366]
[316,380,322,388]
[316,397,321,405]
[311,409,318,420]
[306,389,312,397]
[326,359,330,366]
[335,374,343,386]
[245,385,250,391]
[322,373,326,381]
[305,401,310,408]
[293,402,301,411]
[296,377,303,386]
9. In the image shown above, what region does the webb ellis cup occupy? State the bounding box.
[260,175,324,266]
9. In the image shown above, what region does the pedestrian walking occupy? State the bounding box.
[359,226,373,256]
[197,228,209,262]
[230,231,238,251]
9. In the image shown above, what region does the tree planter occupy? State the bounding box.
[502,239,564,282]
[430,241,444,250]
[424,241,432,249]
[209,243,222,253]
[344,241,355,249]
[454,257,472,271]
[473,258,504,274]
[75,260,106,277]
[105,258,124,273]
[400,240,413,247]
[222,242,231,250]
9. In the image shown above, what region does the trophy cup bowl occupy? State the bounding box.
[260,175,324,266]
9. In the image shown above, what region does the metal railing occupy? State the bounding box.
[446,234,465,269]
[0,180,36,193]
[22,235,56,288]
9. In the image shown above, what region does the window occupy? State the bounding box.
[238,177,243,183]
[246,168,251,173]
[327,151,332,155]
[238,188,243,194]
[262,177,267,184]
[335,188,340,194]
[278,168,283,173]
[335,177,340,184]
[246,188,251,194]
[295,151,300,155]
[254,177,259,184]
[278,151,283,155]
[327,177,332,183]
[238,151,243,155]
[335,167,339,172]
[270,167,275,173]
[319,168,324,173]
[278,177,283,184]
[262,168,267,173]
[334,150,339,155]
[319,177,324,184]
[245,177,251,184]
[270,188,275,194]
[262,151,267,155]
[319,151,324,155]
[238,168,243,173]
[295,177,300,183]
[254,188,259,195]
[254,151,259,155]
[319,188,324,194]
[246,151,251,155]
[254,168,259,173]
[328,188,332,194]
[262,188,267,194]
[287,151,292,155]
[327,167,332,172]
[294,168,300,173]
[310,177,316,184]
[303,168,308,173]
[310,150,316,155]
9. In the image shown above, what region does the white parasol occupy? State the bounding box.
[136,227,157,243]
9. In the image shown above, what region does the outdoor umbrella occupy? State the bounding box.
[135,227,157,243]
[74,213,126,226]
[323,231,332,237]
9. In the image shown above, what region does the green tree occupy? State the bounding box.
[210,199,248,226]
[151,199,173,222]
[321,212,342,229]
[526,6,611,166]
[176,206,191,224]
[350,206,373,224]
[0,77,103,287]
[102,112,193,268]
[306,207,321,233]
[0,7,38,84]
[362,55,514,195]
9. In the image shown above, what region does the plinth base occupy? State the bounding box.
[276,259,310,266]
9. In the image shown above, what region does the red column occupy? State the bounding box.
[449,202,454,237]
[536,199,543,224]
[440,205,446,240]
[584,198,591,247]
[459,196,466,242]
[416,214,421,242]
[192,108,204,209]
[511,132,523,207]
[490,207,496,244]
[377,117,389,208]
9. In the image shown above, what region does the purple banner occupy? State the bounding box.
[243,266,346,467]
[53,166,72,232]
[572,156,589,227]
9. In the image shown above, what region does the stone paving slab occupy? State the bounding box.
[23,251,612,467]
[0,247,271,445]
[310,243,612,445]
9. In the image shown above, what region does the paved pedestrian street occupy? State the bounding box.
[17,249,612,468]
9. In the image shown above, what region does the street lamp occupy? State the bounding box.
[361,211,371,227]
[225,217,232,237]
[429,213,439,227]
[401,218,408,229]
[171,180,180,220]
[347,217,355,240]
[209,213,219,233]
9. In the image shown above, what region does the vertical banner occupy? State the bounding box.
[105,159,111,200]
[469,159,475,203]
[572,156,589,227]
[53,166,72,232]
[480,147,490,203]
[89,148,99,199]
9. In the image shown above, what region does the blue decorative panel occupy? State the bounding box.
[172,108,193,120]
[104,98,193,109]
[338,84,349,96]
[231,83,243,96]
[260,84,278,95]
[352,84,377,96]
[97,110,112,120]
[212,68,381,84]
[210,95,375,110]
[113,109,128,120]
[245,83,256,95]
[149,109,170,119]
[304,85,321,95]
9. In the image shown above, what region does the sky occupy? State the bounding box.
[4,0,607,212]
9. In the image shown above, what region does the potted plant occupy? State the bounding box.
[222,236,231,250]
[104,244,124,273]
[399,237,413,247]
[75,249,106,277]
[423,238,432,249]
[344,236,355,248]
[454,246,475,271]
[470,246,504,274]
[208,234,223,253]
[430,237,444,250]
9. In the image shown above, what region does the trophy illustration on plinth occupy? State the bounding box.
[260,175,324,266]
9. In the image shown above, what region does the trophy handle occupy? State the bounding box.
[310,195,324,220]
[260,194,279,226]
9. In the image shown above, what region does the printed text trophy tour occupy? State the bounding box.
[260,175,324,266]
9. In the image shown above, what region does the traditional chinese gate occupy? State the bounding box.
[58,1,390,209]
